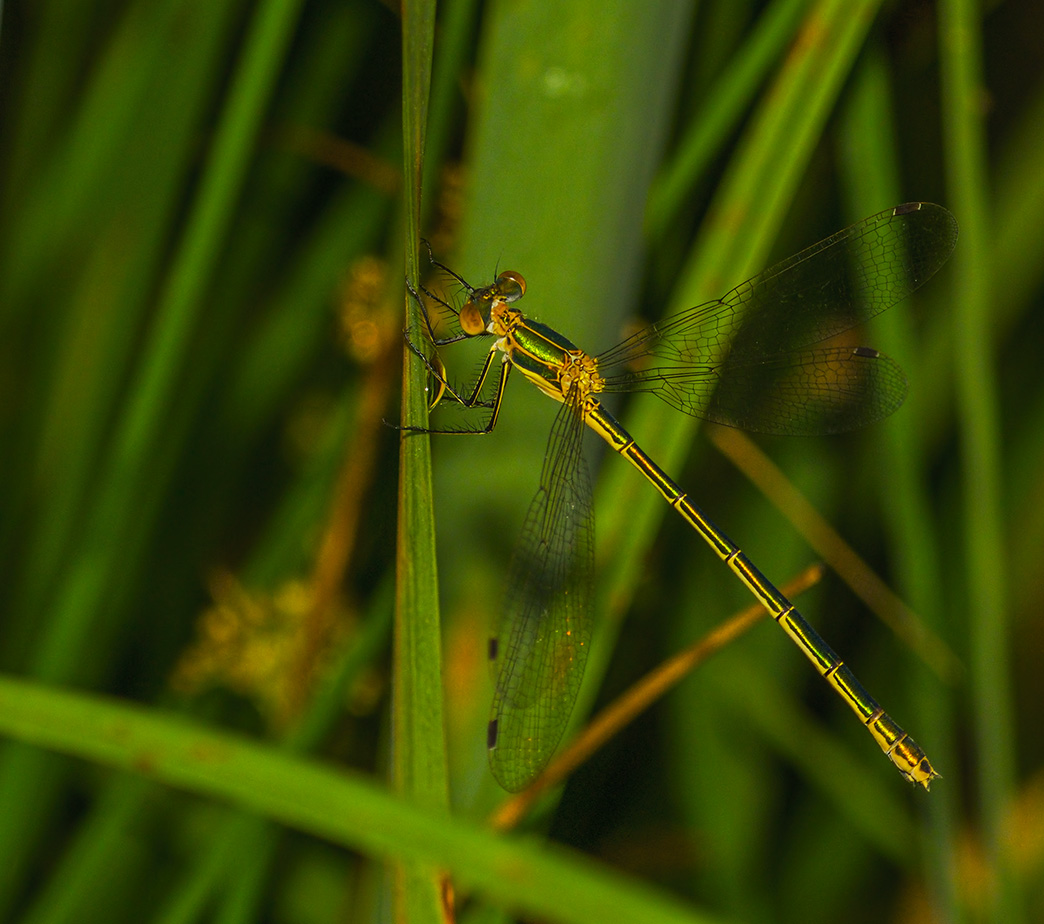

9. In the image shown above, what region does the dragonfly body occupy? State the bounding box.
[586,401,935,789]
[408,202,956,793]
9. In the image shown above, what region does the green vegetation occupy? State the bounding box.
[0,0,1040,922]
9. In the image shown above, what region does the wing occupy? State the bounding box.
[487,392,594,792]
[597,202,956,435]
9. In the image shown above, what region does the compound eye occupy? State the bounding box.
[459,298,486,335]
[495,271,526,302]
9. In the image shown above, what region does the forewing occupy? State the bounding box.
[598,203,956,434]
[487,395,594,792]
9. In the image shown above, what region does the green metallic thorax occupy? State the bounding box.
[493,307,603,404]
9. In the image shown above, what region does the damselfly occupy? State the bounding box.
[405,202,956,792]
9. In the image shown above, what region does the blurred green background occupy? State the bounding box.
[1,0,1042,922]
